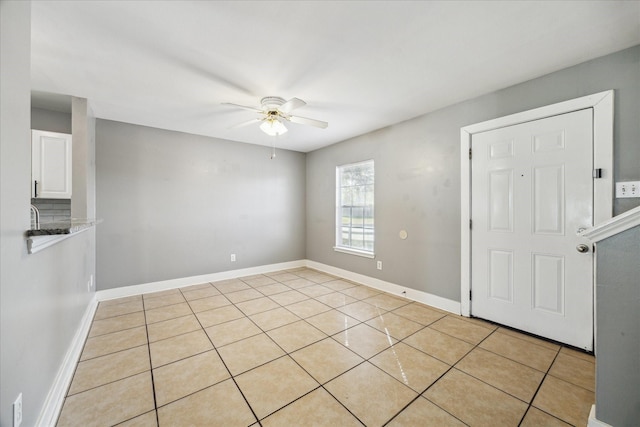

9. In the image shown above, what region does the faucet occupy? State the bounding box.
[30,204,40,229]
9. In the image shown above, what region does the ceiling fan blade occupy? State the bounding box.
[288,114,328,129]
[228,118,262,129]
[279,97,306,114]
[221,102,263,113]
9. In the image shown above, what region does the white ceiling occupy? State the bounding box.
[31,1,640,153]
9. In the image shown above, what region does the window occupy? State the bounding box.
[335,160,374,257]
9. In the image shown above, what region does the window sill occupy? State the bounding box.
[333,246,375,259]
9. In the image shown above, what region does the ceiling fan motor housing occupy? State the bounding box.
[261,96,286,113]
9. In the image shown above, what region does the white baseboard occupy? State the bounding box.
[97,259,462,315]
[96,260,306,301]
[36,295,98,427]
[306,260,461,314]
[588,405,613,427]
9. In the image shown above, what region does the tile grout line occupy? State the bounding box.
[517,338,562,426]
[69,299,155,425]
[307,302,454,425]
[79,278,439,420]
[316,383,368,426]
[230,269,344,424]
[61,344,151,397]
[181,284,266,427]
[141,295,161,427]
[230,273,370,425]
[53,303,103,427]
[474,325,596,403]
[443,329,548,414]
[85,319,145,339]
[494,324,568,352]
[215,275,332,426]
[237,276,337,422]
[59,269,362,425]
[391,323,500,426]
[265,291,466,425]
[334,302,483,425]
[73,269,593,426]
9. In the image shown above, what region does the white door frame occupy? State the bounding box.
[460,90,614,317]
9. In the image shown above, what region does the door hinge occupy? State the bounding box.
[593,168,603,179]
[469,290,472,301]
[469,219,472,230]
[469,148,472,160]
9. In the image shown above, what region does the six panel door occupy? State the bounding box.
[471,109,594,350]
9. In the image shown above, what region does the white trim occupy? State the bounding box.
[335,159,375,256]
[462,91,613,135]
[460,129,472,316]
[337,159,375,169]
[36,295,98,427]
[97,260,306,301]
[581,205,640,242]
[592,92,615,225]
[333,246,375,259]
[97,259,460,315]
[588,405,613,427]
[460,90,614,316]
[306,260,461,314]
[27,226,93,254]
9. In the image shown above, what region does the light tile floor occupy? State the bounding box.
[57,268,595,426]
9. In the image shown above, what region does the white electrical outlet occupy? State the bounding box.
[376,261,382,270]
[616,181,640,198]
[230,254,236,262]
[87,274,93,292]
[13,393,22,427]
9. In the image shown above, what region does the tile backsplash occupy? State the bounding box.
[31,198,71,223]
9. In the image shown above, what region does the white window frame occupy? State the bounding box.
[334,160,375,258]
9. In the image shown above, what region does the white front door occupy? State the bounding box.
[471,108,594,350]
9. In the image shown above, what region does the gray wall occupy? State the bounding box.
[1,2,96,427]
[306,45,640,302]
[31,106,72,134]
[595,225,640,426]
[96,120,306,290]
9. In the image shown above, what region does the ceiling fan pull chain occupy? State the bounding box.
[270,134,277,160]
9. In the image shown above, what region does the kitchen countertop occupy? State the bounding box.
[27,218,102,236]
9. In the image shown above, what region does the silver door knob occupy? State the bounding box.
[576,244,590,253]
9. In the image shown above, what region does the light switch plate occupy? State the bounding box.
[616,181,640,198]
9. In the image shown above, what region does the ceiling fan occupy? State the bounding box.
[222,96,328,136]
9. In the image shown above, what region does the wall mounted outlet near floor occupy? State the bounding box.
[230,253,236,262]
[616,181,640,198]
[376,261,382,270]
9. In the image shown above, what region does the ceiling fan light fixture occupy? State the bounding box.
[260,118,288,136]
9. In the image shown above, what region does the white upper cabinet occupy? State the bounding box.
[31,130,72,199]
